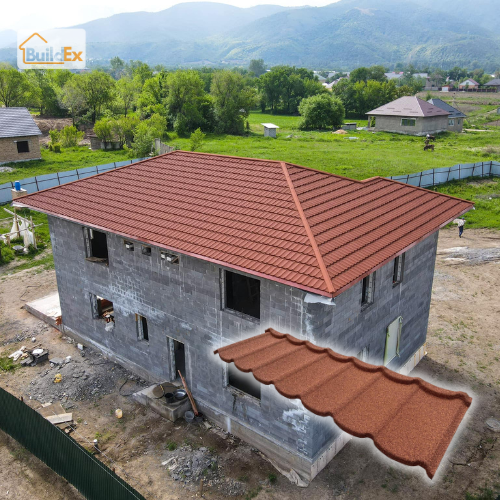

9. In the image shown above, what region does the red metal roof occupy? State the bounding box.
[15,151,472,297]
[214,328,472,479]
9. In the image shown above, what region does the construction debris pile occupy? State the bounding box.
[24,338,147,404]
[161,444,247,496]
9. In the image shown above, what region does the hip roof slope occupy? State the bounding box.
[16,150,472,297]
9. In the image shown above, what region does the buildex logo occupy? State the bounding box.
[17,29,86,69]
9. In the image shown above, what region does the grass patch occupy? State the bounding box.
[431,177,500,228]
[0,355,18,372]
[0,146,131,185]
[166,441,177,451]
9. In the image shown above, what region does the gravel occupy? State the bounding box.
[23,339,147,404]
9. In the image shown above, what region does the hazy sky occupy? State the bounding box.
[1,0,339,32]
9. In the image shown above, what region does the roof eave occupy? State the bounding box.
[12,202,334,299]
[331,203,474,298]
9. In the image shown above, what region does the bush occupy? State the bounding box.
[0,242,15,265]
[93,118,114,144]
[189,128,206,151]
[298,94,345,130]
[53,143,62,153]
[59,125,84,147]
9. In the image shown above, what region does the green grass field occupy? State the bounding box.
[167,111,500,180]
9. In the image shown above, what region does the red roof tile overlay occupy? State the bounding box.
[15,151,472,297]
[214,328,472,479]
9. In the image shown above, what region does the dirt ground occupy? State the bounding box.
[32,117,92,146]
[0,228,499,500]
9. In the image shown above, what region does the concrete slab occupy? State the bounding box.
[131,383,191,422]
[25,292,62,330]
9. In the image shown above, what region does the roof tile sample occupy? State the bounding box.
[16,151,472,297]
[214,328,472,479]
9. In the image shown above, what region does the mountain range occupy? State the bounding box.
[1,0,499,70]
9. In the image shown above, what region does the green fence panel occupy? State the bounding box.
[0,387,147,500]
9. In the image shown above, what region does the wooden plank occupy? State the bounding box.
[178,370,199,416]
[38,402,65,418]
[46,413,73,424]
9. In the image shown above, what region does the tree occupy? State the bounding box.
[298,93,345,130]
[93,118,114,145]
[210,70,257,135]
[113,116,139,147]
[166,70,211,136]
[116,76,139,116]
[25,69,63,115]
[59,78,87,125]
[76,71,116,123]
[189,128,205,151]
[110,56,126,78]
[350,66,387,83]
[258,66,324,114]
[129,113,167,157]
[130,61,153,86]
[137,72,168,118]
[59,125,84,147]
[0,69,31,107]
[249,59,266,77]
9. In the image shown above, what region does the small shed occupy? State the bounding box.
[342,123,357,131]
[261,123,279,138]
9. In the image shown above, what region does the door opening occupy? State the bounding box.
[167,336,186,381]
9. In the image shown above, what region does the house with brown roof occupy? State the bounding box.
[367,96,450,136]
[14,151,472,483]
[0,107,42,164]
[458,78,480,90]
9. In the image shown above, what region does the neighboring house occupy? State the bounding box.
[484,79,500,92]
[15,151,472,483]
[0,107,42,164]
[459,79,480,90]
[428,98,466,132]
[367,96,450,136]
[385,72,404,80]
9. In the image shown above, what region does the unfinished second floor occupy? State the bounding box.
[47,214,439,373]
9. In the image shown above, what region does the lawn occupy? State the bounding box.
[0,146,131,185]
[167,111,500,180]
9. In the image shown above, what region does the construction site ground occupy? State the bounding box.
[0,227,499,500]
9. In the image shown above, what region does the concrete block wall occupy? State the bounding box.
[48,215,438,478]
[369,115,448,136]
[0,136,41,163]
[302,232,439,459]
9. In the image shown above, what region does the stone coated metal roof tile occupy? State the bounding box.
[16,151,473,297]
[214,328,472,479]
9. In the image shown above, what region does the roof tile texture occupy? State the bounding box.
[214,328,472,478]
[0,107,42,138]
[16,151,472,296]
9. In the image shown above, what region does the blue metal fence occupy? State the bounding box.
[387,161,500,188]
[0,158,147,204]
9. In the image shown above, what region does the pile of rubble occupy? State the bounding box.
[161,444,247,496]
[163,445,218,483]
[24,339,147,404]
[1,321,50,346]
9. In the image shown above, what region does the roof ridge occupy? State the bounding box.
[280,162,334,295]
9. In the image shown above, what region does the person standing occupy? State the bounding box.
[457,217,465,238]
